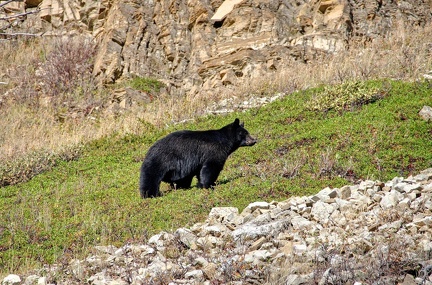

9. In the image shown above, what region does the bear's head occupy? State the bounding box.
[232,118,257,147]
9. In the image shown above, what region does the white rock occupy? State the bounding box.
[37,277,47,285]
[175,227,197,247]
[419,105,432,121]
[232,220,288,241]
[2,275,21,285]
[380,190,400,208]
[337,185,352,199]
[358,180,375,190]
[293,243,307,255]
[208,207,239,223]
[204,224,228,237]
[185,269,204,280]
[311,200,335,224]
[335,197,352,211]
[148,232,164,245]
[139,259,167,277]
[23,275,39,285]
[398,197,411,210]
[245,249,275,263]
[394,182,422,193]
[312,187,337,201]
[385,176,404,188]
[94,245,117,254]
[244,201,270,212]
[291,215,313,230]
[285,274,304,285]
[194,256,209,266]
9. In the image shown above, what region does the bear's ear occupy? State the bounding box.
[233,118,240,126]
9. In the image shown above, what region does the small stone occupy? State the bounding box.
[2,275,21,285]
[175,228,197,247]
[94,245,118,254]
[380,190,400,208]
[312,187,337,201]
[337,185,351,199]
[249,236,267,250]
[394,182,422,193]
[204,225,228,237]
[285,274,308,285]
[311,200,335,224]
[291,215,313,230]
[293,243,307,255]
[400,274,416,285]
[37,277,47,285]
[419,105,432,121]
[202,263,218,279]
[23,275,39,285]
[245,201,270,212]
[185,269,204,280]
[208,207,239,223]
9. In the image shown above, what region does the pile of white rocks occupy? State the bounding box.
[4,168,432,285]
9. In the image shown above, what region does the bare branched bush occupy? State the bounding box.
[36,38,96,104]
[2,37,97,108]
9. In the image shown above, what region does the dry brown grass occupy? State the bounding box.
[1,25,431,185]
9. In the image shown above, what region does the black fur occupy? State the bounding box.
[139,118,256,198]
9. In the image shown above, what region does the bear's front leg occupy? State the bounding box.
[198,162,223,189]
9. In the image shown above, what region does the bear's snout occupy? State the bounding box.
[245,135,257,146]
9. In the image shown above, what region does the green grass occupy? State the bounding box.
[1,79,431,276]
[127,76,165,94]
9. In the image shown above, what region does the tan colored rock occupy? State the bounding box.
[2,1,25,14]
[4,0,432,104]
[39,0,64,21]
[202,263,217,279]
[211,0,244,22]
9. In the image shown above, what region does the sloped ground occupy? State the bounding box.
[1,78,432,283]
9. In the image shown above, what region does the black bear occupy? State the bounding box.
[139,118,256,198]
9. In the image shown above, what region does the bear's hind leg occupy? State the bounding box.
[198,163,223,189]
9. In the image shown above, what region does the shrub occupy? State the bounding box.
[36,37,96,104]
[128,76,165,94]
[3,37,97,108]
[0,146,82,187]
[307,81,385,112]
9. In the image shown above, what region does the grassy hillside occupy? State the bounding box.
[1,79,431,276]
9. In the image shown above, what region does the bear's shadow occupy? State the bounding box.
[162,175,239,196]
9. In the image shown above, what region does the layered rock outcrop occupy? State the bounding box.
[4,168,432,284]
[2,0,431,98]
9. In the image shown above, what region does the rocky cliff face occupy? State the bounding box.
[3,168,432,284]
[2,0,431,98]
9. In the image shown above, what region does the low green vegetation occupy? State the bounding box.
[1,79,431,275]
[307,80,384,112]
[127,76,165,94]
[0,146,82,187]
